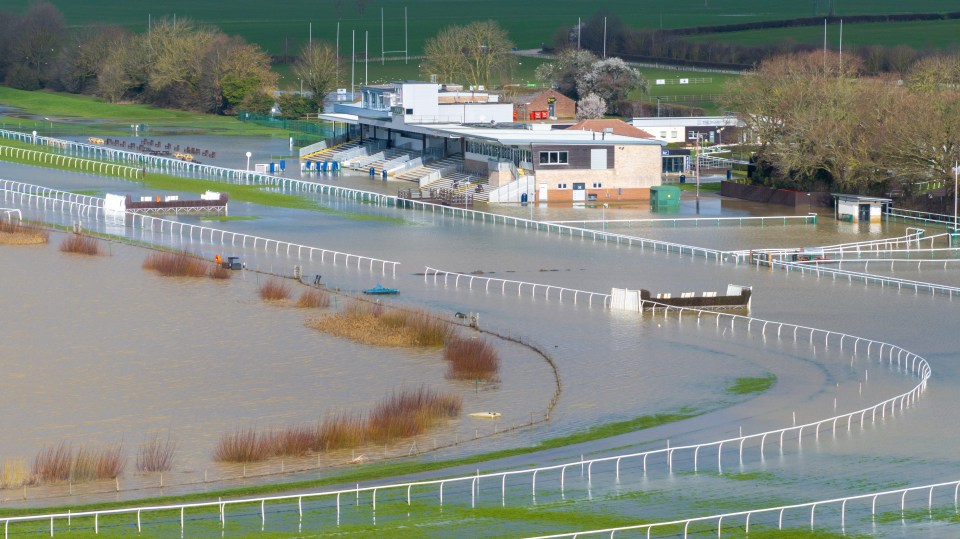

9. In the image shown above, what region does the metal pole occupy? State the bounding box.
[336,21,340,88]
[954,160,958,233]
[696,134,701,212]
[405,7,408,64]
[603,17,607,58]
[365,31,369,85]
[351,30,355,97]
[382,7,385,65]
[577,17,581,49]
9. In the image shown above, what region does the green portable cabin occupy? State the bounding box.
[650,185,681,211]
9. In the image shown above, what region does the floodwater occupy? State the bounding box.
[1,159,959,537]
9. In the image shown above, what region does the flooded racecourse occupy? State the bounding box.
[1,154,959,537]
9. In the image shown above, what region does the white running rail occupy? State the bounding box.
[0,301,930,538]
[424,267,612,307]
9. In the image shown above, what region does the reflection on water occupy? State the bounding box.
[2,160,959,537]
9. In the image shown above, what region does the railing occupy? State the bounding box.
[0,145,142,180]
[0,208,22,221]
[0,181,400,276]
[0,300,930,537]
[423,267,611,307]
[336,140,386,162]
[525,478,960,538]
[380,153,413,172]
[298,140,327,158]
[546,214,817,228]
[396,199,728,262]
[887,207,960,230]
[765,258,960,297]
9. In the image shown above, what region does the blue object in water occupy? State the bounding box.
[363,283,399,295]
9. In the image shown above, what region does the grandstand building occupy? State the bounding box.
[311,81,664,204]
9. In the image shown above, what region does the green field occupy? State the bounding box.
[0,87,289,137]
[2,0,958,56]
[690,19,960,50]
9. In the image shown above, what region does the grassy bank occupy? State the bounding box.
[0,87,287,138]
[726,374,777,395]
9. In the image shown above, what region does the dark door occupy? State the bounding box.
[859,204,871,221]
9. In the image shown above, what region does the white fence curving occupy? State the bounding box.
[424,267,611,307]
[0,145,142,180]
[545,214,818,228]
[0,299,930,538]
[0,208,22,221]
[768,258,960,297]
[524,478,960,538]
[0,180,400,276]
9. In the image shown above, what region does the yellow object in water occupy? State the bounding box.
[469,412,501,419]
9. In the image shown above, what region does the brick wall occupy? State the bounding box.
[515,89,576,120]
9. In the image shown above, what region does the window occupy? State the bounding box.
[538,151,568,165]
[557,183,567,189]
[671,130,677,139]
[592,182,603,188]
[660,131,667,139]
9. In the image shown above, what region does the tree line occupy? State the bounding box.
[0,2,340,117]
[724,51,960,203]
[551,11,943,75]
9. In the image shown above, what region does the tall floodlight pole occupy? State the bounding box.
[382,8,385,65]
[603,17,607,58]
[577,17,581,49]
[823,19,827,71]
[351,30,355,98]
[365,31,369,85]
[405,7,409,64]
[309,22,312,50]
[336,21,340,88]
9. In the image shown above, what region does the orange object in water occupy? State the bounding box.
[215,254,221,265]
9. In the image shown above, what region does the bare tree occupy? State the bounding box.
[6,1,64,89]
[293,42,340,112]
[421,21,513,88]
[535,48,597,99]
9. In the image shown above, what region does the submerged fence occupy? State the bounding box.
[0,180,400,276]
[423,267,611,307]
[526,478,960,538]
[0,295,931,537]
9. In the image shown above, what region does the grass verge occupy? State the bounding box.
[308,301,453,347]
[726,374,776,395]
[0,219,48,244]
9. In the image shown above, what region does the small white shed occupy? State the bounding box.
[832,194,891,223]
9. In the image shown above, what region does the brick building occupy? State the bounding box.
[513,89,576,121]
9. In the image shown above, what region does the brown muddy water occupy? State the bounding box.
[0,235,556,501]
[1,161,959,537]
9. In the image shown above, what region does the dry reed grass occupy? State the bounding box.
[267,426,315,457]
[1,457,32,488]
[365,387,462,443]
[0,220,48,245]
[32,442,72,483]
[308,302,453,347]
[59,234,101,255]
[213,387,461,462]
[142,251,209,277]
[213,429,271,463]
[314,413,366,452]
[208,264,232,280]
[258,278,291,301]
[137,433,176,472]
[443,337,501,382]
[296,288,331,308]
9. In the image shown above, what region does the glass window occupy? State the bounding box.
[540,151,569,165]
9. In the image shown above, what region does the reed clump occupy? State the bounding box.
[142,251,209,277]
[308,302,453,347]
[365,387,462,443]
[296,288,331,308]
[137,432,176,472]
[0,220,48,245]
[208,264,232,280]
[443,337,501,382]
[214,388,461,463]
[1,457,32,488]
[213,428,271,463]
[258,278,291,301]
[59,234,101,255]
[314,412,366,452]
[32,442,125,484]
[266,426,315,457]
